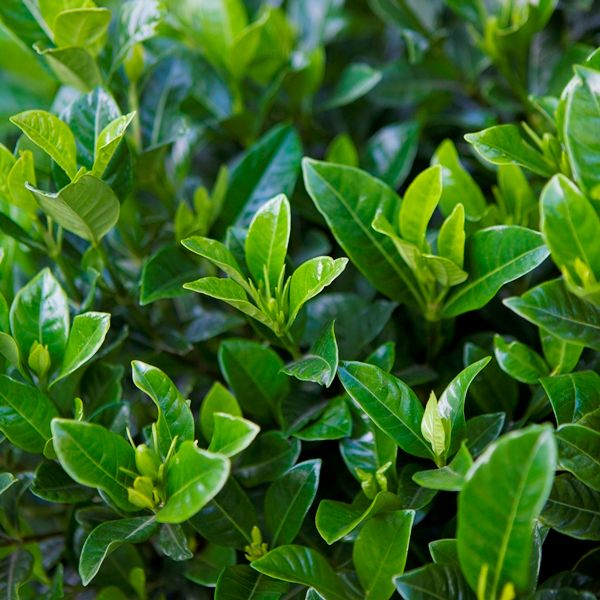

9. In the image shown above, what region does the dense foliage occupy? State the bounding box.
[1,0,599,598]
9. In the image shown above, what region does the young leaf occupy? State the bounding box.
[54,312,110,384]
[251,545,357,600]
[200,382,241,441]
[443,226,550,318]
[28,175,120,245]
[9,267,69,367]
[282,321,338,387]
[399,165,442,250]
[131,361,195,459]
[10,110,77,179]
[353,510,414,600]
[465,124,555,177]
[157,441,230,523]
[79,517,158,586]
[208,413,260,457]
[245,194,290,289]
[437,203,466,268]
[0,376,58,453]
[51,419,138,512]
[555,424,600,492]
[493,335,549,384]
[412,442,473,492]
[504,279,600,350]
[288,257,348,324]
[421,391,447,461]
[338,361,433,459]
[457,426,556,597]
[264,459,321,547]
[93,112,135,177]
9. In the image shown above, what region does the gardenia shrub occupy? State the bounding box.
[1,1,599,598]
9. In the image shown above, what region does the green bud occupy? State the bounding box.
[135,444,161,479]
[244,526,268,562]
[28,341,51,379]
[124,43,145,84]
[128,487,155,510]
[127,476,157,510]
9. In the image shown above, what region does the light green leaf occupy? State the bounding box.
[51,419,137,512]
[54,312,110,384]
[288,257,348,325]
[464,124,555,177]
[353,510,414,600]
[245,194,290,289]
[0,376,58,453]
[504,279,600,350]
[265,459,321,547]
[131,361,195,459]
[338,361,432,459]
[10,267,69,366]
[79,517,158,585]
[556,424,600,492]
[10,110,77,179]
[457,425,556,596]
[208,413,260,457]
[200,382,241,441]
[251,545,357,600]
[399,165,442,250]
[541,473,600,540]
[54,8,111,55]
[28,174,120,244]
[493,335,549,384]
[421,392,446,460]
[35,43,102,92]
[92,112,135,177]
[325,133,359,167]
[412,442,473,492]
[157,441,230,523]
[7,150,37,213]
[443,226,549,318]
[437,203,465,268]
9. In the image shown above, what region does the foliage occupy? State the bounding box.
[1,1,599,599]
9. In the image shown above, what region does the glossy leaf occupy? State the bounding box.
[157,441,230,523]
[556,424,600,492]
[216,564,288,599]
[540,371,600,425]
[493,335,549,384]
[200,382,242,441]
[325,63,382,109]
[93,112,135,177]
[208,413,260,457]
[395,564,476,600]
[51,419,137,512]
[412,442,473,492]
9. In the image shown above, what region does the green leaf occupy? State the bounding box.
[295,397,352,441]
[9,110,77,179]
[457,425,556,596]
[353,510,414,600]
[0,472,16,496]
[265,459,321,547]
[288,257,348,325]
[184,277,271,328]
[159,523,193,561]
[395,564,476,600]
[139,244,199,305]
[216,564,288,599]
[35,44,102,92]
[443,226,550,318]
[540,371,600,425]
[245,194,290,289]
[131,361,195,459]
[190,478,257,547]
[338,361,432,459]
[563,65,600,199]
[438,357,490,454]
[182,236,248,288]
[302,158,419,304]
[200,382,241,441]
[185,543,236,586]
[399,165,442,250]
[364,121,419,189]
[541,474,600,540]
[432,139,487,221]
[429,539,460,567]
[556,424,600,492]
[325,63,382,109]
[325,133,359,167]
[421,391,447,460]
[30,460,94,503]
[464,124,555,177]
[54,8,111,55]
[208,413,260,457]
[438,203,466,268]
[216,124,302,230]
[412,442,473,492]
[0,550,33,600]
[92,112,135,177]
[157,441,230,523]
[283,321,338,387]
[465,412,506,457]
[79,517,158,585]
[504,279,600,350]
[10,267,69,366]
[316,491,403,544]
[493,335,549,384]
[235,431,300,487]
[251,545,356,600]
[53,312,110,384]
[219,339,289,419]
[51,419,137,512]
[28,175,120,245]
[540,330,583,375]
[0,376,58,453]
